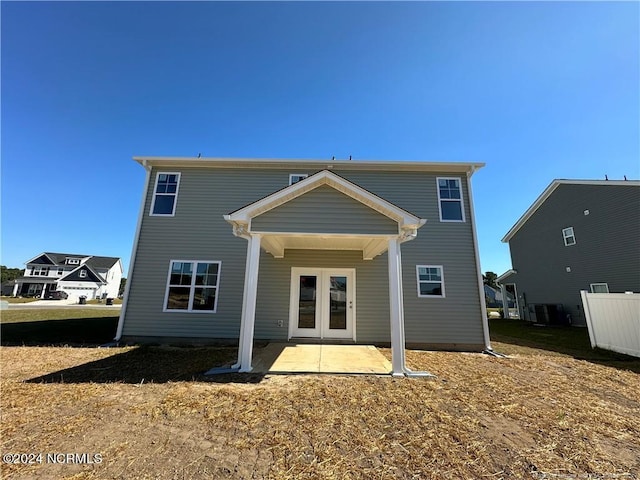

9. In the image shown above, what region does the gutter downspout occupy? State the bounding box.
[466,169,492,351]
[114,160,152,342]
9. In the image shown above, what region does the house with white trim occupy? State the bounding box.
[498,179,640,326]
[117,157,490,376]
[13,253,123,301]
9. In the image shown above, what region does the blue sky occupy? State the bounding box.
[2,1,638,276]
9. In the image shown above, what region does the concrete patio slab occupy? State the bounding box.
[251,343,392,375]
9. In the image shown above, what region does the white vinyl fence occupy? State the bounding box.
[580,291,640,358]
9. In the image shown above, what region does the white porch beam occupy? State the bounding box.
[387,238,406,376]
[235,234,262,373]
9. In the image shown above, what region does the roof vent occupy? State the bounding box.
[584,209,590,215]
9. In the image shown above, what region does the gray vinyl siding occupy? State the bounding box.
[122,166,485,348]
[252,185,398,235]
[507,184,640,326]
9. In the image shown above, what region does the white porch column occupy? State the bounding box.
[387,238,406,376]
[237,234,262,373]
[500,284,509,319]
[12,282,19,297]
[40,284,47,298]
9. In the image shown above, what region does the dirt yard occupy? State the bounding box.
[1,342,638,480]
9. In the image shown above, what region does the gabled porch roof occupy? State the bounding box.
[224,170,426,259]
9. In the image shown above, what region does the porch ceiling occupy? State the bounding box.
[260,234,391,260]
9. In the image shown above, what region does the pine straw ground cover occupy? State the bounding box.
[1,344,638,480]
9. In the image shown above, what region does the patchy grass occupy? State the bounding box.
[1,345,639,480]
[0,296,38,304]
[0,308,120,346]
[490,318,640,373]
[1,310,638,479]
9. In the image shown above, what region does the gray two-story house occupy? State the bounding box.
[498,179,640,326]
[116,157,490,375]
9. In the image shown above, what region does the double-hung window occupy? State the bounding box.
[562,227,576,246]
[32,266,49,276]
[79,270,88,278]
[590,283,609,293]
[164,261,221,312]
[289,173,308,185]
[437,177,465,222]
[416,265,445,298]
[151,173,181,216]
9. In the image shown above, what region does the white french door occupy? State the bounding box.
[289,268,355,340]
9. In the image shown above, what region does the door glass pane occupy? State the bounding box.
[329,276,347,330]
[298,275,317,329]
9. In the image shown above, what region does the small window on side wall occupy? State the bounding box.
[416,265,445,298]
[562,227,576,246]
[150,172,181,216]
[437,177,465,222]
[79,270,87,279]
[289,174,308,185]
[590,283,609,293]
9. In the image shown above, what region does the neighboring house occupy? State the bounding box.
[498,179,640,326]
[117,157,490,376]
[13,253,123,301]
[2,281,17,296]
[484,284,515,308]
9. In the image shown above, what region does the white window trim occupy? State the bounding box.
[289,173,308,185]
[416,265,446,298]
[79,270,88,278]
[590,283,609,293]
[436,177,466,223]
[66,258,80,265]
[562,227,576,246]
[150,172,181,217]
[163,260,221,313]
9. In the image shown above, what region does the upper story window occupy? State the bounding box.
[289,174,308,185]
[79,270,88,279]
[416,265,445,298]
[150,172,181,216]
[57,268,64,276]
[590,283,609,293]
[437,177,465,222]
[164,260,221,312]
[562,227,576,246]
[66,258,80,265]
[31,266,50,276]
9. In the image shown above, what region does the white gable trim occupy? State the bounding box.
[225,170,425,234]
[501,179,640,243]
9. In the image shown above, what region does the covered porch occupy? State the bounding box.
[220,170,431,377]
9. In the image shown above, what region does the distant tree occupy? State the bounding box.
[1,266,24,283]
[483,271,498,289]
[119,277,127,296]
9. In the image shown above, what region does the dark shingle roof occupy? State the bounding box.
[40,252,120,269]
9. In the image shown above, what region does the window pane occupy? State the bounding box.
[153,195,175,215]
[166,287,190,309]
[441,201,463,221]
[420,282,443,296]
[193,288,216,310]
[158,174,167,183]
[195,263,218,286]
[298,275,317,329]
[170,262,192,285]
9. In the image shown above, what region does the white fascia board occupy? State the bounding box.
[23,252,57,266]
[225,170,424,230]
[496,269,517,284]
[133,156,485,174]
[502,179,640,243]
